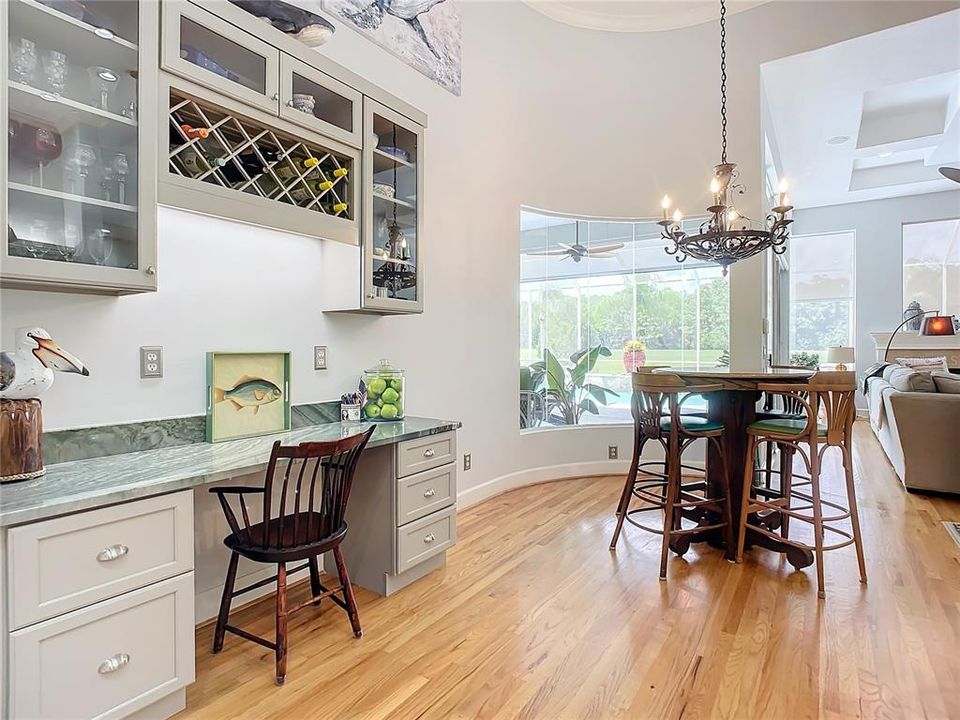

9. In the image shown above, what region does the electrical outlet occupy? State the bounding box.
[463,453,472,471]
[140,346,163,378]
[314,345,327,370]
[608,445,618,460]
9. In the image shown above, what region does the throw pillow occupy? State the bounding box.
[882,364,900,381]
[896,356,948,371]
[931,370,960,394]
[887,367,937,393]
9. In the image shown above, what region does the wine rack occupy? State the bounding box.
[167,90,355,222]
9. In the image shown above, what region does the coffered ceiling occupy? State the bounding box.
[761,9,960,209]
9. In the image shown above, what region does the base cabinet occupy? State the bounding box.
[9,573,195,720]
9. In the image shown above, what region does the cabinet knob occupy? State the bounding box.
[423,533,436,544]
[98,653,130,675]
[285,99,295,107]
[96,544,129,562]
[366,292,376,299]
[423,448,435,458]
[272,92,279,101]
[423,488,436,498]
[144,265,156,275]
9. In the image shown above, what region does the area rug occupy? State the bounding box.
[944,521,960,550]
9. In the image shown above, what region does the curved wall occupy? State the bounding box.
[1,1,956,503]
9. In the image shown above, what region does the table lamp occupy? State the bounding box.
[826,346,855,371]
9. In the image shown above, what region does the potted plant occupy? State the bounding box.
[622,340,647,373]
[529,345,618,425]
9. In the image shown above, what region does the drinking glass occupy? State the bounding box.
[41,50,67,95]
[84,228,114,266]
[100,165,115,201]
[112,153,130,204]
[65,143,96,195]
[10,38,38,85]
[121,101,137,121]
[87,66,119,111]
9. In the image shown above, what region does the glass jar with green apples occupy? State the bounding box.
[362,359,404,421]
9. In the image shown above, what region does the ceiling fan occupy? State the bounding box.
[525,225,624,263]
[940,167,960,184]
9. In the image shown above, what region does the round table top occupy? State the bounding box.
[656,367,814,380]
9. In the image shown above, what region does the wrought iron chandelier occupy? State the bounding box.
[658,0,793,275]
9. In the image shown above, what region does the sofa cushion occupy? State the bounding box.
[887,367,937,393]
[882,364,900,381]
[896,355,948,371]
[931,370,960,394]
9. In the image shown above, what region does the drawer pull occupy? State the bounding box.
[98,653,131,675]
[96,544,129,562]
[423,448,435,458]
[423,533,436,544]
[423,488,436,498]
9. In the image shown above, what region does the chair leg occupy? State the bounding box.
[610,437,644,550]
[842,444,867,585]
[779,444,794,540]
[712,437,735,558]
[308,557,323,605]
[659,442,680,581]
[808,453,826,599]
[735,434,757,563]
[333,546,362,638]
[275,562,288,685]
[212,551,239,654]
[764,441,774,491]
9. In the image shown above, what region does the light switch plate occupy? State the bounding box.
[314,345,327,370]
[140,346,163,378]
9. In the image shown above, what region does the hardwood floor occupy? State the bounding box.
[178,423,959,719]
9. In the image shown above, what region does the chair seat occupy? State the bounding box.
[225,514,347,563]
[749,418,826,437]
[660,416,723,433]
[755,411,806,422]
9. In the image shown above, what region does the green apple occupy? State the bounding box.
[393,400,403,416]
[377,397,384,407]
[380,403,398,420]
[363,403,381,419]
[389,378,403,392]
[367,378,387,397]
[381,387,399,404]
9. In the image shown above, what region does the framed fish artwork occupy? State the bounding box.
[206,351,291,443]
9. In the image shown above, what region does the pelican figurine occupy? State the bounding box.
[0,327,89,400]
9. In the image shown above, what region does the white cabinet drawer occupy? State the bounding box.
[396,506,456,574]
[397,464,455,526]
[10,573,195,720]
[396,432,456,478]
[8,491,194,629]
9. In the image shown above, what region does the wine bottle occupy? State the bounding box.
[180,147,227,177]
[332,202,348,215]
[218,149,278,185]
[331,167,348,178]
[274,155,320,181]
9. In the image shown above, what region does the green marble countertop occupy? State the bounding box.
[0,417,461,528]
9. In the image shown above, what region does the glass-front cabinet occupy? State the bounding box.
[2,0,158,293]
[363,99,423,313]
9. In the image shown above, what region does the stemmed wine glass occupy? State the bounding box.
[87,66,118,111]
[65,143,96,196]
[112,153,129,204]
[100,164,115,202]
[85,228,114,266]
[10,38,38,85]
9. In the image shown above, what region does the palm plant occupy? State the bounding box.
[529,345,618,424]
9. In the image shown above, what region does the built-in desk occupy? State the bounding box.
[0,417,460,720]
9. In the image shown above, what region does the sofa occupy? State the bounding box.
[866,365,960,494]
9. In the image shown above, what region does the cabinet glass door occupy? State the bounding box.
[364,100,422,312]
[279,55,361,149]
[161,1,279,114]
[6,0,143,272]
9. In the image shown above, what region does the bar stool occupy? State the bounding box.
[755,364,810,496]
[609,372,734,580]
[735,371,866,598]
[210,426,375,684]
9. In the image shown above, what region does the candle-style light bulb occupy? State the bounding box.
[710,177,721,205]
[673,209,682,223]
[661,194,670,220]
[778,178,789,207]
[727,209,739,223]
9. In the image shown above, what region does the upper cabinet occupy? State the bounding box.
[2,0,159,294]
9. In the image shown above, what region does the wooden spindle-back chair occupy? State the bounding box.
[210,425,375,684]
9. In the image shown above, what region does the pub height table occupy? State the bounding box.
[653,366,816,568]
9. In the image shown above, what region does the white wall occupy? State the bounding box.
[792,190,960,389]
[2,1,957,496]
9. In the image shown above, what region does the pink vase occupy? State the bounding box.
[623,349,647,373]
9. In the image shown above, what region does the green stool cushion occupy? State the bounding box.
[750,418,826,436]
[660,416,723,433]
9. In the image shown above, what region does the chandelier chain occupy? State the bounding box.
[720,0,727,164]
